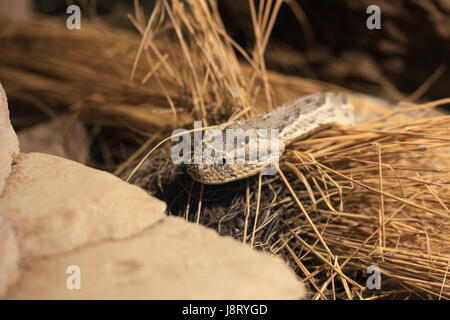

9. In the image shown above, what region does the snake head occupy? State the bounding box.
[185,141,285,184]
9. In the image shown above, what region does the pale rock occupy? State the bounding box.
[18,116,89,164]
[8,216,306,299]
[0,83,305,299]
[0,216,20,298]
[0,152,166,257]
[0,82,20,193]
[0,0,32,20]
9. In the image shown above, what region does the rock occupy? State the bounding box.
[0,216,20,298]
[18,116,89,164]
[0,84,305,299]
[0,152,166,257]
[0,0,32,20]
[0,82,20,193]
[8,216,306,299]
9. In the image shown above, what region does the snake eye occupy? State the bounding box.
[220,156,227,164]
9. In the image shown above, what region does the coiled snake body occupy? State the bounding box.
[186,92,356,184]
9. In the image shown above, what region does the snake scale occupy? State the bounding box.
[186,92,356,184]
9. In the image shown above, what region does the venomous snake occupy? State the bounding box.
[186,92,356,184]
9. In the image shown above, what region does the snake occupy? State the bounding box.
[185,92,356,184]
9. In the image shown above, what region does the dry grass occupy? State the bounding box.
[1,0,449,299]
[276,106,450,299]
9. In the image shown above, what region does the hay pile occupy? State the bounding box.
[1,0,449,300]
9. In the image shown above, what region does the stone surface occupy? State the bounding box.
[0,82,20,193]
[0,152,166,257]
[18,116,89,164]
[0,0,32,20]
[0,84,305,299]
[0,216,20,298]
[8,216,306,299]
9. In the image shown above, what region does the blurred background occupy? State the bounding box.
[2,0,449,101]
